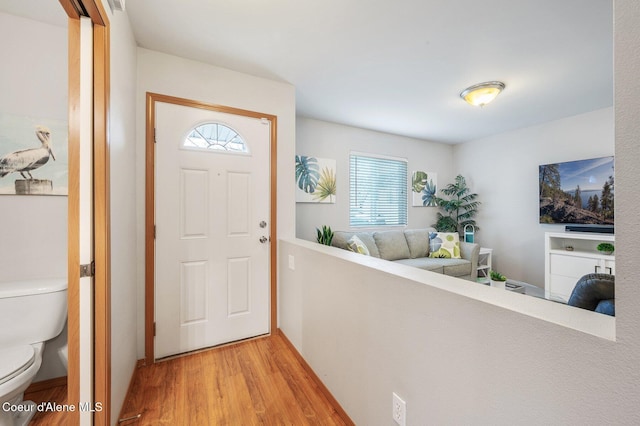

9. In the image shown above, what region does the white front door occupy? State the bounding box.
[155,101,271,359]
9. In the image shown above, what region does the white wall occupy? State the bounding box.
[454,107,614,287]
[0,12,68,282]
[280,239,620,424]
[278,1,640,423]
[295,117,454,241]
[614,0,640,390]
[0,12,68,382]
[104,2,139,423]
[135,49,297,357]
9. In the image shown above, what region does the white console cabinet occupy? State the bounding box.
[545,232,615,303]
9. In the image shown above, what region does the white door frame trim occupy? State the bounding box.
[144,92,278,364]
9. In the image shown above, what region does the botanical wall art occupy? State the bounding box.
[412,171,437,207]
[295,155,336,203]
[0,113,68,196]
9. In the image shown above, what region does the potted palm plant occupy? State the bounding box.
[433,175,480,234]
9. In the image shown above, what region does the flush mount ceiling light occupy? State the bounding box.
[460,81,505,107]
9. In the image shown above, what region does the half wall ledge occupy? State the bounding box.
[279,238,615,342]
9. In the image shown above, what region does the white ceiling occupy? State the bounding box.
[1,0,613,144]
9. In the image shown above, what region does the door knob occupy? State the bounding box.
[259,236,268,243]
[259,221,267,228]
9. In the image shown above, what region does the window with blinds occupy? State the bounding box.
[350,153,408,227]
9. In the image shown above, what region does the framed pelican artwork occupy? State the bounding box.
[0,113,68,196]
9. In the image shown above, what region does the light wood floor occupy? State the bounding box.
[23,381,68,426]
[26,332,351,425]
[122,332,351,425]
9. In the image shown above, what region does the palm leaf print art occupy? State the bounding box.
[422,178,437,206]
[295,155,320,193]
[313,166,337,202]
[412,171,429,193]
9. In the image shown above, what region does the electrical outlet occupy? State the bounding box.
[392,392,406,426]
[288,254,295,270]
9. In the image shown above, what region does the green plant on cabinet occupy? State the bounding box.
[489,270,507,282]
[596,242,614,254]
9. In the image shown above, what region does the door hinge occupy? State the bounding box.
[154,225,156,239]
[153,322,156,337]
[80,261,95,278]
[154,128,157,143]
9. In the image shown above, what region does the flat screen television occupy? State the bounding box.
[539,156,614,226]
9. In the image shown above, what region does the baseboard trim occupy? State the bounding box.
[25,376,68,394]
[277,328,355,426]
[117,359,146,423]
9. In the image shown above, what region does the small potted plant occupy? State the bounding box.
[597,242,615,255]
[316,225,334,246]
[490,270,507,289]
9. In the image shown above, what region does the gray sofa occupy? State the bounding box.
[331,228,480,280]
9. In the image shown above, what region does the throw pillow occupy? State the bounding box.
[428,232,461,259]
[347,235,370,255]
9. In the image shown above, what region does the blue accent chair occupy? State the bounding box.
[568,273,615,316]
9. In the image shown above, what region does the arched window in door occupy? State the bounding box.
[184,122,248,153]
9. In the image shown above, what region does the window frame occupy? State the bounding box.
[349,151,408,228]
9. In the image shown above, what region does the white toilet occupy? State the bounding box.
[0,278,67,426]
